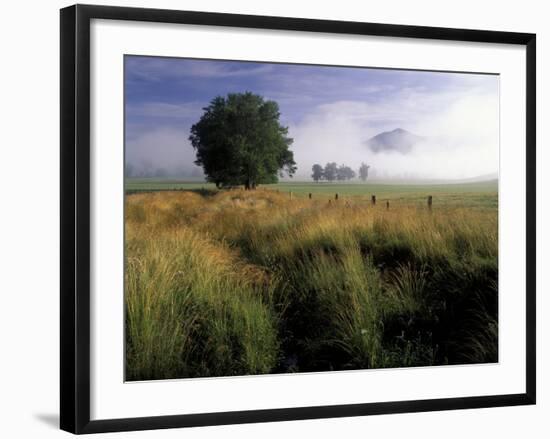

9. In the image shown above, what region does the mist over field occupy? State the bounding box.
[125,57,499,182]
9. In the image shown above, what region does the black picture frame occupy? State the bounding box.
[60,4,536,434]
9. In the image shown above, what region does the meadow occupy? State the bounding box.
[125,181,498,381]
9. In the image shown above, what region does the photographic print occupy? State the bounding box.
[124,55,499,382]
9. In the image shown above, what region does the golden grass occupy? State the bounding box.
[125,189,498,379]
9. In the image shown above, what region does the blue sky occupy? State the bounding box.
[125,55,499,180]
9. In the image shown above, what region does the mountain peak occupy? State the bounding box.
[366,128,423,154]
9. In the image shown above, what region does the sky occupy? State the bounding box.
[125,55,499,181]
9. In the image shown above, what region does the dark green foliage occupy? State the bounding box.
[336,164,356,181]
[189,92,296,189]
[311,164,324,182]
[323,162,338,182]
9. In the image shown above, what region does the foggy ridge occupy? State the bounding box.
[366,128,424,154]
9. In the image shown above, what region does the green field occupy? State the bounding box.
[125,178,498,209]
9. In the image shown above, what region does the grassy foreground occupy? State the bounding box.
[125,187,498,381]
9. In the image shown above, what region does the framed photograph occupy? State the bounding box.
[60,4,536,434]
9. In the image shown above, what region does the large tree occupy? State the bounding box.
[189,92,296,189]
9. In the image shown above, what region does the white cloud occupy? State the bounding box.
[126,127,202,177]
[287,86,499,180]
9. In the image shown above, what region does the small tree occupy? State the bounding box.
[337,165,356,181]
[324,162,338,182]
[358,163,371,182]
[311,164,324,182]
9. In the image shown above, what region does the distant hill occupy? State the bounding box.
[366,128,424,154]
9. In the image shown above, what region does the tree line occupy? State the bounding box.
[311,162,370,182]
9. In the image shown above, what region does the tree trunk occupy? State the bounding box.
[245,178,256,190]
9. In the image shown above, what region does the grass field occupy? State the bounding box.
[126,178,498,209]
[125,181,498,381]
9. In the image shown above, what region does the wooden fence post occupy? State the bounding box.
[428,195,433,210]
[386,200,390,210]
[371,195,376,205]
[289,191,293,200]
[309,193,312,199]
[335,193,339,201]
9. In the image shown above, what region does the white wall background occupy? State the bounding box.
[0,0,546,437]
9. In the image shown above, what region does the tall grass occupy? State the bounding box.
[125,223,280,380]
[125,189,498,380]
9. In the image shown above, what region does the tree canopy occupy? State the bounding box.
[189,92,296,189]
[310,162,370,182]
[336,165,356,181]
[323,162,338,182]
[311,164,324,182]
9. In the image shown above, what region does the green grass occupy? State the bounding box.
[125,178,214,192]
[125,178,497,194]
[125,178,498,209]
[125,188,498,380]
